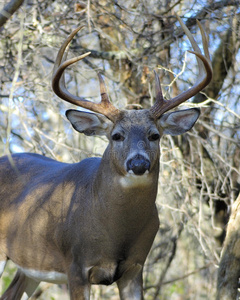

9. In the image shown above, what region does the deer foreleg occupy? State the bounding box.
[0,270,39,300]
[68,264,91,300]
[117,263,143,300]
[0,256,7,278]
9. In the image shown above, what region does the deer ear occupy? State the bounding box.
[66,109,113,136]
[158,108,200,136]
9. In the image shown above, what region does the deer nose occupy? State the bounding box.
[126,155,150,175]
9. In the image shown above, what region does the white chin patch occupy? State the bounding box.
[127,170,149,175]
[119,170,151,188]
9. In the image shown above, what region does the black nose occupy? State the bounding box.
[126,154,150,175]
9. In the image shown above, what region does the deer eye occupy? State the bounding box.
[148,133,160,141]
[112,133,125,141]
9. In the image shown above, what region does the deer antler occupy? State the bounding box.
[52,26,120,122]
[150,15,213,119]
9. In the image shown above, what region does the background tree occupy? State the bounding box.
[0,0,240,299]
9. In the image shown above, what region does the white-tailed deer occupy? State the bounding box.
[0,16,212,299]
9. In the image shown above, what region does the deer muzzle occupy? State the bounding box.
[126,154,150,176]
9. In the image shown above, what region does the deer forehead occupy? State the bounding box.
[114,109,157,132]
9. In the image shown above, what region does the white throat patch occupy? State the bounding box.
[119,171,151,188]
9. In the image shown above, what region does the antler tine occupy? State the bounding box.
[154,70,164,105]
[150,15,213,119]
[53,27,83,74]
[98,73,111,104]
[197,19,211,62]
[150,70,165,117]
[52,27,120,122]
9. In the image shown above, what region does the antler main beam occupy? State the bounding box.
[52,16,212,122]
[52,26,120,122]
[150,15,213,119]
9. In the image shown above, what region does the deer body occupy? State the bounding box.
[0,16,212,299]
[0,110,164,299]
[0,151,158,292]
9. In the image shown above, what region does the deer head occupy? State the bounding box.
[52,16,212,180]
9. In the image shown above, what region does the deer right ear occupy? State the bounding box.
[66,109,113,136]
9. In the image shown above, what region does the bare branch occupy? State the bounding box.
[0,0,24,28]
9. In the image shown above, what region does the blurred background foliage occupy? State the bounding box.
[0,0,240,299]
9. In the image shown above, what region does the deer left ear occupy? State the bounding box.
[157,108,200,136]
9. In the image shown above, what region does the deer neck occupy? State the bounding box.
[92,148,159,210]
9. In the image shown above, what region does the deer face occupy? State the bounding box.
[108,110,160,177]
[66,107,200,178]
